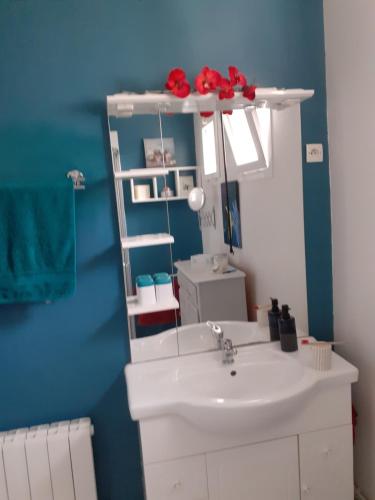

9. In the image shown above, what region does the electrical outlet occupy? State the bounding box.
[306,144,323,163]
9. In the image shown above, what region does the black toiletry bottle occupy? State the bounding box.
[278,305,298,352]
[268,298,281,341]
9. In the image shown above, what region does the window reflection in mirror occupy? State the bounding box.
[202,117,218,177]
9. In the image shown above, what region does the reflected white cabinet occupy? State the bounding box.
[175,260,248,325]
[207,437,300,500]
[299,425,354,500]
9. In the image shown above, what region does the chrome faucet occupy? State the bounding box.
[206,321,237,364]
[222,338,237,364]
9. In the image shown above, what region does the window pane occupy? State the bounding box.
[223,110,258,166]
[202,119,217,176]
[254,108,271,167]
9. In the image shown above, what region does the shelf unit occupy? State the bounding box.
[115,166,197,203]
[121,234,174,249]
[107,88,315,117]
[114,168,170,180]
[126,295,179,317]
[109,130,180,339]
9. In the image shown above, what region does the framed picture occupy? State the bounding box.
[178,175,194,196]
[221,181,242,248]
[144,138,176,168]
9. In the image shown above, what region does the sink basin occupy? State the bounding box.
[125,335,358,435]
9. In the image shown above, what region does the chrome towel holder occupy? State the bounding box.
[67,170,85,190]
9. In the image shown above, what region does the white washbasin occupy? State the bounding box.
[125,333,358,435]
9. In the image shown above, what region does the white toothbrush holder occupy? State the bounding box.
[312,342,332,371]
[153,273,173,302]
[136,275,156,306]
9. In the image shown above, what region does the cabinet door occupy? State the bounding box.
[144,454,208,500]
[207,437,300,500]
[299,425,354,500]
[179,289,200,326]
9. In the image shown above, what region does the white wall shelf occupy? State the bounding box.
[115,168,170,180]
[118,166,197,203]
[107,88,315,117]
[121,234,174,249]
[115,166,197,180]
[131,196,188,204]
[126,296,179,316]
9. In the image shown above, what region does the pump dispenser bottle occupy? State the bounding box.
[268,298,281,341]
[278,305,298,352]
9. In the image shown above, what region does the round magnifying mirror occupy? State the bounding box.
[188,187,205,211]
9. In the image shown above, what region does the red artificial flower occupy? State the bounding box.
[243,84,256,101]
[195,66,222,95]
[165,68,191,98]
[228,66,247,87]
[200,111,214,118]
[218,78,235,100]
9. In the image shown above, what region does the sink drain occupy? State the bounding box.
[230,370,237,377]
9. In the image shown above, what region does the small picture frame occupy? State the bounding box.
[144,138,176,168]
[178,175,194,197]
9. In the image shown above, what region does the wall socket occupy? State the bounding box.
[306,144,323,163]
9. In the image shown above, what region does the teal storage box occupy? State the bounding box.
[153,273,172,285]
[153,273,173,302]
[136,274,156,306]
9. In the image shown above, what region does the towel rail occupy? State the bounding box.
[67,170,85,190]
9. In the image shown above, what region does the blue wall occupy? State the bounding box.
[0,1,332,499]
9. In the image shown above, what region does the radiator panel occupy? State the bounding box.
[0,418,97,500]
[0,434,9,500]
[69,420,98,500]
[48,422,76,500]
[26,426,53,500]
[3,430,31,500]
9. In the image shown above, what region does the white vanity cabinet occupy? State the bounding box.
[143,425,354,500]
[206,436,300,500]
[144,455,209,500]
[299,425,354,500]
[175,260,248,325]
[127,333,358,500]
[138,383,355,500]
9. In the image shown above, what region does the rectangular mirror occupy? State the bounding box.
[107,99,308,363]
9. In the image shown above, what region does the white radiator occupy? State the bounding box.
[0,418,98,500]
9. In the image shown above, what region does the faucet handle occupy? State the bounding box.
[206,321,223,337]
[223,338,234,351]
[222,338,237,364]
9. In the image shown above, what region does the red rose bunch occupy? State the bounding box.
[195,66,222,95]
[164,66,256,116]
[165,68,191,98]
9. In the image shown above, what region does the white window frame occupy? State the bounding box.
[196,108,273,182]
[194,112,221,180]
[223,107,272,178]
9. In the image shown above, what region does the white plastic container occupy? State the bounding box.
[136,275,156,306]
[190,254,213,272]
[312,342,332,371]
[134,184,151,200]
[153,273,173,303]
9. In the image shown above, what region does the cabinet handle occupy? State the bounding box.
[302,484,311,495]
[173,480,182,490]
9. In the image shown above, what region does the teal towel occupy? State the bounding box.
[0,178,76,304]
